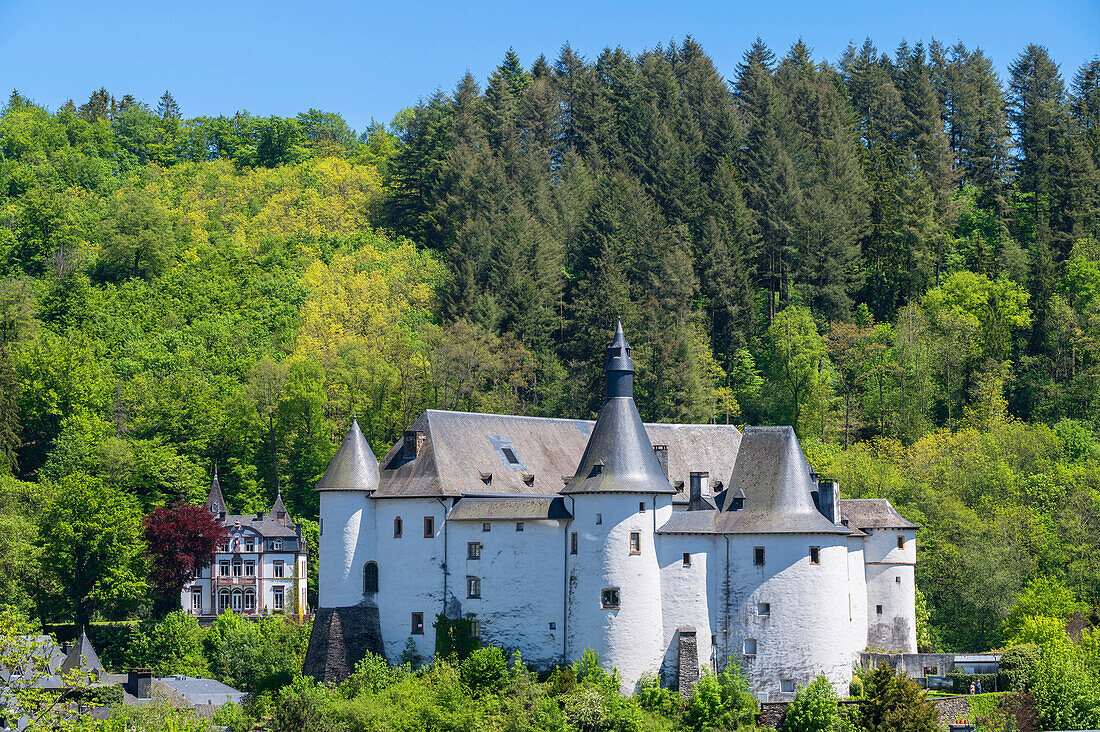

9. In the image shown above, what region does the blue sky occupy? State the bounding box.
[1,0,1096,133]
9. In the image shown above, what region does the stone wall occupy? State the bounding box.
[302,606,384,683]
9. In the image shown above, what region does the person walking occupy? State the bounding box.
[969,681,976,695]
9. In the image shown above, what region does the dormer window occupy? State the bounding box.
[273,540,283,550]
[480,472,492,485]
[522,474,535,487]
[590,462,603,477]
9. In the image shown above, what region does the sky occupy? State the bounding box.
[0,0,1097,133]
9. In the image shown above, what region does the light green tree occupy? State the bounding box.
[783,675,838,732]
[763,305,828,431]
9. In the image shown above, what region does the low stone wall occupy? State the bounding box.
[758,696,968,728]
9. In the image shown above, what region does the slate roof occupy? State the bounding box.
[316,419,380,492]
[156,675,245,706]
[839,499,918,530]
[447,496,572,521]
[712,427,850,535]
[223,514,299,539]
[60,630,104,679]
[205,468,227,515]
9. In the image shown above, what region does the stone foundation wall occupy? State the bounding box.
[302,606,384,684]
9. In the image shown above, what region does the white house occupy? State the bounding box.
[181,473,308,618]
[304,323,918,699]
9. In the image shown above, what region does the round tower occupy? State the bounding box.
[315,418,380,609]
[564,322,675,693]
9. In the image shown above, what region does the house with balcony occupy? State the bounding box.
[181,470,308,618]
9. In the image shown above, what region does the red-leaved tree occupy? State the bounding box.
[143,503,228,616]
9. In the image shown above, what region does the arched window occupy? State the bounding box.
[231,589,243,611]
[218,589,230,613]
[244,590,256,613]
[394,516,403,538]
[364,562,379,594]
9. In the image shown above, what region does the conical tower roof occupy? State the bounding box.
[205,466,227,516]
[714,426,848,534]
[316,419,380,492]
[270,490,291,527]
[563,322,675,495]
[60,629,104,679]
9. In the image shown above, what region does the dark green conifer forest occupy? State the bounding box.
[3,37,1100,659]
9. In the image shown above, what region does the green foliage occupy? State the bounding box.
[998,643,1041,692]
[782,675,838,732]
[1004,575,1087,644]
[682,663,757,731]
[858,664,939,732]
[433,613,479,660]
[204,611,310,693]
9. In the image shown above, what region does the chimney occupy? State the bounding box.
[652,445,669,479]
[688,472,708,511]
[127,668,152,699]
[816,480,840,524]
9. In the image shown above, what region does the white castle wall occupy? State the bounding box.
[372,498,450,662]
[448,518,566,667]
[864,528,917,652]
[566,494,671,694]
[318,491,371,608]
[725,535,854,698]
[657,532,720,682]
[846,539,869,660]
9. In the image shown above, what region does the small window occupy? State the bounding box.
[896,576,901,584]
[515,522,524,532]
[245,539,255,552]
[424,516,435,538]
[364,562,379,593]
[596,513,602,525]
[591,463,603,475]
[897,535,905,549]
[682,553,691,567]
[629,532,641,554]
[273,586,284,610]
[482,522,491,532]
[191,588,202,610]
[273,539,283,550]
[412,612,424,634]
[809,546,821,565]
[549,622,556,630]
[758,602,771,615]
[743,638,757,655]
[570,532,578,555]
[730,497,745,510]
[219,560,230,577]
[319,519,323,536]
[394,516,403,538]
[523,474,535,487]
[753,546,765,566]
[781,679,795,693]
[639,501,646,512]
[467,577,481,599]
[876,605,883,615]
[470,619,481,637]
[601,588,620,608]
[467,542,481,560]
[502,447,519,464]
[232,561,242,577]
[273,560,285,578]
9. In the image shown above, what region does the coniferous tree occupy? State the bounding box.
[156,90,181,120]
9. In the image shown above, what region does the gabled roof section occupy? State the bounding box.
[205,467,227,515]
[714,426,848,534]
[563,323,675,495]
[270,491,292,528]
[447,496,572,521]
[316,419,380,492]
[839,498,918,530]
[60,630,104,679]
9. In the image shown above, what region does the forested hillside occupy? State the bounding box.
[2,37,1100,652]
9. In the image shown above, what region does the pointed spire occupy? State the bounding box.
[605,318,635,399]
[564,323,674,495]
[61,628,104,679]
[270,488,291,527]
[206,465,227,516]
[315,418,381,492]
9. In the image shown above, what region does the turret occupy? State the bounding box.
[316,419,380,609]
[205,466,227,521]
[565,322,670,693]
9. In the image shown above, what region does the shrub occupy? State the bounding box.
[211,701,250,732]
[783,675,838,732]
[637,673,683,718]
[682,663,756,732]
[461,646,509,693]
[999,643,1041,692]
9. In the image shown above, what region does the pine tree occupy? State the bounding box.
[78,87,112,122]
[156,90,181,120]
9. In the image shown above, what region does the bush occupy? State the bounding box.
[999,643,1041,692]
[948,670,998,694]
[682,664,756,732]
[211,701,250,732]
[637,673,683,718]
[848,676,863,699]
[461,646,509,693]
[783,675,838,732]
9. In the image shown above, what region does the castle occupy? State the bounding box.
[304,323,917,699]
